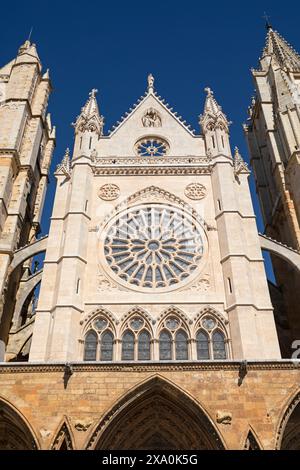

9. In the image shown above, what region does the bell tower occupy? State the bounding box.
[0,40,55,360]
[244,25,300,355]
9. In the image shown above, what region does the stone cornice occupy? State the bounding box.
[0,360,299,374]
[93,167,211,176]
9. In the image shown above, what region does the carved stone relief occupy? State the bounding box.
[98,184,120,201]
[184,183,207,200]
[142,108,162,127]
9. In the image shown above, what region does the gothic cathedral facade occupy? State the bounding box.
[0,28,299,450]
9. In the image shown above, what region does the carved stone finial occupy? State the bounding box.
[147,73,154,91]
[204,87,213,96]
[89,88,98,98]
[55,148,71,179]
[233,146,249,176]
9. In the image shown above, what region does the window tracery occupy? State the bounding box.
[121,316,152,361]
[135,137,169,157]
[83,316,114,361]
[196,315,227,360]
[104,204,204,291]
[159,316,189,360]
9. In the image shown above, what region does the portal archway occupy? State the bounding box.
[277,391,300,449]
[0,398,38,449]
[87,376,225,450]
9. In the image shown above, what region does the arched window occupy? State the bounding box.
[212,331,226,359]
[122,330,134,361]
[101,331,114,361]
[175,330,188,360]
[196,314,229,361]
[159,330,172,360]
[138,330,151,360]
[84,331,97,361]
[196,331,210,360]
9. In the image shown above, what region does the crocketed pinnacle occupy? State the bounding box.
[262,28,300,71]
[203,87,222,115]
[73,89,104,136]
[81,89,100,117]
[199,87,229,132]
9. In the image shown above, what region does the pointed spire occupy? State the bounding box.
[233,147,249,176]
[73,89,104,136]
[203,87,222,115]
[262,28,300,71]
[55,148,71,179]
[199,87,229,133]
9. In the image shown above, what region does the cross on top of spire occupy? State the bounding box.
[263,12,272,30]
[89,88,98,98]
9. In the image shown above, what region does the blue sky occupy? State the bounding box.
[1,0,300,280]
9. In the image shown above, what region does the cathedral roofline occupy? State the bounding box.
[107,75,196,137]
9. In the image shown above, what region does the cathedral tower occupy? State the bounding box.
[29,76,280,362]
[244,26,300,355]
[0,40,55,360]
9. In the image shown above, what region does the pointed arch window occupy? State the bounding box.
[175,330,188,360]
[122,330,135,361]
[120,315,152,361]
[138,330,151,361]
[196,315,228,360]
[212,331,226,359]
[84,331,97,361]
[159,330,172,360]
[196,331,210,360]
[83,315,115,361]
[101,331,114,361]
[159,316,190,360]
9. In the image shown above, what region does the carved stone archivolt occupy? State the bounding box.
[98,184,120,201]
[86,377,225,450]
[185,183,207,200]
[142,108,162,127]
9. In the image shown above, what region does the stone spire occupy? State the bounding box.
[233,146,249,176]
[55,148,71,179]
[261,28,300,71]
[199,87,229,133]
[73,89,104,136]
[200,87,231,157]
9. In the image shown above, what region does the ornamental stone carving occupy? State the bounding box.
[184,183,207,200]
[216,411,232,425]
[74,419,93,432]
[98,184,120,201]
[142,108,162,127]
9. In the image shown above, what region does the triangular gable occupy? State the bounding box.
[108,90,196,137]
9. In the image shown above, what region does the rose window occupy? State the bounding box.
[104,205,204,289]
[135,137,169,157]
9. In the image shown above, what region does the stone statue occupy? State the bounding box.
[147,73,154,90]
[142,108,162,127]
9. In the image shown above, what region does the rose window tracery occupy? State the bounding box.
[104,204,204,290]
[135,137,169,157]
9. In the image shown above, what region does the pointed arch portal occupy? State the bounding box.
[87,377,225,450]
[0,399,38,450]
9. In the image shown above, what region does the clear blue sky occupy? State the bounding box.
[1,0,300,280]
